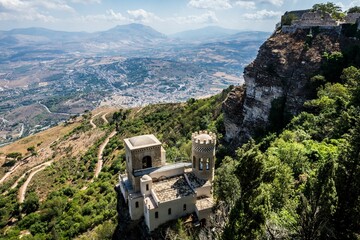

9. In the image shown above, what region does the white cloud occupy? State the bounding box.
[80,9,126,22]
[35,0,74,13]
[70,0,101,4]
[127,9,161,23]
[243,9,282,20]
[339,0,360,10]
[187,0,232,10]
[260,0,284,7]
[349,0,360,7]
[0,11,56,22]
[0,0,29,11]
[235,1,256,9]
[0,0,66,22]
[269,0,283,6]
[174,11,219,24]
[187,0,284,10]
[107,9,126,21]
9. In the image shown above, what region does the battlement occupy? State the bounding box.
[191,131,216,145]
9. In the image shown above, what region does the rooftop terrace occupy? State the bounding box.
[153,175,194,202]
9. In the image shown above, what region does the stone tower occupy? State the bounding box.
[191,131,216,181]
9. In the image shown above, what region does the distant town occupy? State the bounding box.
[0,25,269,145]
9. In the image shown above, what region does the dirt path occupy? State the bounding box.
[0,161,26,185]
[93,130,117,179]
[9,163,44,190]
[101,112,109,124]
[38,102,70,116]
[1,138,58,188]
[90,112,102,129]
[18,160,53,203]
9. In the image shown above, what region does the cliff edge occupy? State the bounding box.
[223,25,359,146]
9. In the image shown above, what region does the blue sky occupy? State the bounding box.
[0,0,359,34]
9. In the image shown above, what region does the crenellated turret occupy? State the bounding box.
[191,131,216,181]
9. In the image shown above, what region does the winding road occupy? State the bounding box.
[2,109,115,201]
[94,130,117,179]
[0,161,25,185]
[18,123,24,138]
[101,112,109,124]
[38,102,71,116]
[90,112,103,129]
[18,160,53,203]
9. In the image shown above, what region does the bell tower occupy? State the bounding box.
[191,131,216,181]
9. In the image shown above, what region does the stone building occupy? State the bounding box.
[345,13,360,24]
[119,131,216,231]
[281,9,360,34]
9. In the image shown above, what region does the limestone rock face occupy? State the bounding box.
[223,29,343,145]
[222,85,245,141]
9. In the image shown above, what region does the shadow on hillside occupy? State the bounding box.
[112,186,151,240]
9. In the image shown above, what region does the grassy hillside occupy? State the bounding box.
[0,89,230,239]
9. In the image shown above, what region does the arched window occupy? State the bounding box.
[193,156,196,168]
[183,204,187,211]
[146,184,149,191]
[142,156,152,169]
[135,201,139,208]
[199,158,203,170]
[206,158,210,170]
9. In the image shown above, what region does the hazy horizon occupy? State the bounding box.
[0,0,358,34]
[0,23,274,36]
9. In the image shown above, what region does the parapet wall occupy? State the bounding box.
[282,25,341,34]
[281,10,360,34]
[191,131,216,145]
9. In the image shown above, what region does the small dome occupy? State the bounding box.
[129,135,156,147]
[142,175,152,181]
[195,134,212,141]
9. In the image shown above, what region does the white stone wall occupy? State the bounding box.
[195,207,213,222]
[140,177,152,197]
[195,184,212,198]
[145,194,196,231]
[128,195,144,220]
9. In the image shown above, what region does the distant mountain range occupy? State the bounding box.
[0,23,270,57]
[170,26,240,42]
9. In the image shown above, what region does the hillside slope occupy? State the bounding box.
[0,91,229,239]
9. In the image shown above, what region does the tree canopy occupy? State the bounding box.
[312,2,345,20]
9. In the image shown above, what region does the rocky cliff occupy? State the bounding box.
[223,27,357,146]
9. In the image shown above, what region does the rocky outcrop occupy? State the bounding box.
[223,28,344,145]
[222,85,245,141]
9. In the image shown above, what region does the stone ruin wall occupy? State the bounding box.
[281,11,360,34]
[345,13,360,24]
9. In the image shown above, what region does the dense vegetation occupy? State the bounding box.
[216,64,360,239]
